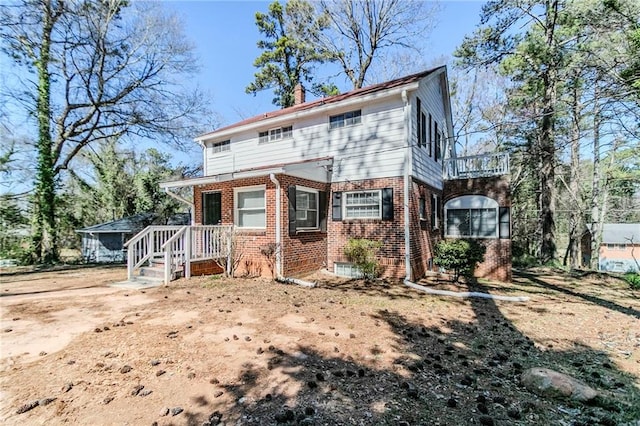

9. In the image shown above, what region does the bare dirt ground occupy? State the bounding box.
[0,266,638,426]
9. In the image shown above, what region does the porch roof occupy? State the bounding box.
[159,157,334,189]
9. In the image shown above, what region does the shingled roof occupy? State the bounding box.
[76,213,190,234]
[602,223,640,244]
[197,66,444,140]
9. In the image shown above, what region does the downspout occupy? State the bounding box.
[164,188,195,225]
[269,173,282,278]
[402,89,413,281]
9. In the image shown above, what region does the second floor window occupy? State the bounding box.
[329,110,361,129]
[259,126,292,143]
[210,140,230,153]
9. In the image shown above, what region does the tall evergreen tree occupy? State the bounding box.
[456,0,567,264]
[246,0,331,108]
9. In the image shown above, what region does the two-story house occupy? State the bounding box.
[125,67,511,284]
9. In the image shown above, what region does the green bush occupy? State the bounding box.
[623,272,640,290]
[343,238,382,280]
[434,239,486,282]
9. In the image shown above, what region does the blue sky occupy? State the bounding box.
[1,1,486,192]
[163,0,485,129]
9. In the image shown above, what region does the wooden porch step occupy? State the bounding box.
[139,263,184,280]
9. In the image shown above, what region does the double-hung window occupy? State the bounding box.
[235,186,266,229]
[259,126,292,143]
[210,140,230,153]
[329,110,361,129]
[295,188,319,229]
[288,186,326,234]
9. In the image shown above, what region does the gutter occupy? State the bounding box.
[402,89,413,282]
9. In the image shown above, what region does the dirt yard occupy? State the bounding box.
[0,266,638,425]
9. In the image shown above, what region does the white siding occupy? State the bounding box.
[411,73,449,190]
[204,97,408,183]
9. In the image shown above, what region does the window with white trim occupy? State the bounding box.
[329,110,361,129]
[344,190,381,219]
[210,140,230,153]
[234,186,266,229]
[259,126,292,143]
[445,195,498,238]
[295,187,319,229]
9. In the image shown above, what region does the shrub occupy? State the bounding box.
[434,239,486,283]
[623,272,640,290]
[343,238,382,280]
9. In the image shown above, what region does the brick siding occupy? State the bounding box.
[327,177,406,279]
[443,176,512,282]
[190,259,224,276]
[195,176,275,278]
[193,173,511,282]
[194,174,329,278]
[408,178,442,280]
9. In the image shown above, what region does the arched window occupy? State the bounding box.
[445,195,500,238]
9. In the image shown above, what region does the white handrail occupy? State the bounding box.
[124,224,234,283]
[162,226,188,284]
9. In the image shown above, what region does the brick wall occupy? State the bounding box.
[195,176,275,278]
[194,174,329,278]
[328,177,406,279]
[190,259,224,276]
[192,173,511,282]
[278,175,329,277]
[443,176,512,282]
[408,178,442,280]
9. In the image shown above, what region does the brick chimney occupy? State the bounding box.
[294,83,306,105]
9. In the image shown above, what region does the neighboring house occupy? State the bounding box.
[583,223,640,273]
[130,67,511,283]
[78,213,189,263]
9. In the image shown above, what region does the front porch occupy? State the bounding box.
[124,225,233,284]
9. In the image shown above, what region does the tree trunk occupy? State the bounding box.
[538,0,559,264]
[31,0,58,263]
[590,84,602,270]
[568,70,582,269]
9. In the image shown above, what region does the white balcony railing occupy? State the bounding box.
[443,152,510,180]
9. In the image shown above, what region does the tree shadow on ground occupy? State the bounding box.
[314,278,417,300]
[515,270,640,319]
[178,273,639,425]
